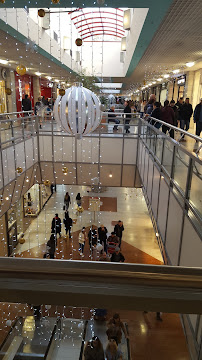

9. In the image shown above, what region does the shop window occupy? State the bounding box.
[24,184,40,217]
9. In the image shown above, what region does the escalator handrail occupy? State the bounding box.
[125,323,131,360]
[44,317,61,359]
[0,316,23,351]
[79,320,88,360]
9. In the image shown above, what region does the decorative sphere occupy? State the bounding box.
[19,238,25,244]
[52,0,60,3]
[62,167,68,175]
[5,88,12,95]
[0,0,6,3]
[54,83,101,136]
[38,9,46,17]
[77,206,84,213]
[59,88,65,96]
[16,64,26,76]
[6,320,12,327]
[44,180,51,186]
[16,167,23,174]
[75,38,83,46]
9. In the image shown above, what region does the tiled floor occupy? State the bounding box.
[14,185,163,262]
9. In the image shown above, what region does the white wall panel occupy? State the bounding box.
[180,216,202,267]
[166,192,183,265]
[53,136,75,162]
[151,166,160,218]
[2,147,15,184]
[147,157,153,202]
[157,178,169,240]
[39,136,52,161]
[15,142,25,171]
[123,139,137,164]
[25,138,34,169]
[33,137,38,162]
[100,165,121,186]
[143,151,149,186]
[77,138,99,163]
[122,165,135,187]
[100,138,122,164]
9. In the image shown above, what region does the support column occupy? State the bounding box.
[33,76,41,103]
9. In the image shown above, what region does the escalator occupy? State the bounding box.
[0,317,131,359]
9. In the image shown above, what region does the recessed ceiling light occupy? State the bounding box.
[157,78,163,81]
[173,69,180,74]
[0,59,8,65]
[55,79,59,83]
[35,72,42,76]
[186,61,195,67]
[163,74,169,78]
[47,76,52,80]
[148,83,152,86]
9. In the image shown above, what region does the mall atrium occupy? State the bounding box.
[0,0,201,359]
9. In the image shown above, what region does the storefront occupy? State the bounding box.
[0,79,7,113]
[5,183,52,256]
[40,78,53,100]
[15,72,34,113]
[171,75,186,102]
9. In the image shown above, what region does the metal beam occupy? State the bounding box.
[0,258,202,314]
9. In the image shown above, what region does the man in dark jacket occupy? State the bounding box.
[176,97,184,122]
[114,220,124,248]
[88,225,98,248]
[108,106,120,131]
[47,233,57,259]
[170,100,178,127]
[22,94,32,112]
[193,99,202,146]
[161,100,175,138]
[150,101,162,128]
[98,224,108,252]
[51,213,61,238]
[111,247,125,262]
[180,98,193,138]
[63,211,73,238]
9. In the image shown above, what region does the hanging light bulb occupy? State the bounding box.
[62,167,68,175]
[54,83,101,137]
[16,167,23,174]
[38,9,46,17]
[59,88,65,96]
[16,64,26,76]
[5,88,12,95]
[75,38,83,46]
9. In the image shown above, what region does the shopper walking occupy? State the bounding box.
[107,313,128,345]
[84,336,105,360]
[111,247,125,263]
[22,94,32,113]
[64,192,71,210]
[181,98,193,135]
[150,101,162,128]
[98,224,108,252]
[170,100,178,127]
[51,214,61,238]
[105,339,123,360]
[88,225,98,248]
[63,211,72,238]
[46,233,57,259]
[78,227,87,256]
[124,100,132,133]
[161,100,175,139]
[193,98,202,151]
[114,221,124,248]
[76,192,82,207]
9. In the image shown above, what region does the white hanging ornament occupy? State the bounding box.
[54,82,101,138]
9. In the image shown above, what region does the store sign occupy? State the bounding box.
[18,79,22,101]
[177,78,185,85]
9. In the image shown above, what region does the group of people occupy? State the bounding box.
[109,95,202,142]
[78,222,125,262]
[84,313,127,360]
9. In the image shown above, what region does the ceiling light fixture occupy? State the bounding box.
[55,79,60,83]
[186,61,195,68]
[47,76,52,80]
[173,69,180,74]
[157,78,163,81]
[163,74,169,78]
[0,59,8,65]
[35,72,42,76]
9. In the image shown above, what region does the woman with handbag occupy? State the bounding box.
[64,192,71,210]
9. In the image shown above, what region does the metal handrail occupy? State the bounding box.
[44,317,61,359]
[0,317,23,351]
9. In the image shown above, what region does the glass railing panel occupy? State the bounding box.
[173,150,189,193]
[162,139,174,176]
[189,163,202,219]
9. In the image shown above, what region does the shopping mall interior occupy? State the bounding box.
[0,0,202,359]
